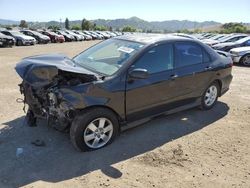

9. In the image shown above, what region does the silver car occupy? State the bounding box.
[230,46,250,66]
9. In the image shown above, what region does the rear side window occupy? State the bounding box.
[175,42,203,67]
[133,44,173,74]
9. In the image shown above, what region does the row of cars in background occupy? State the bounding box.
[1,28,249,66]
[195,33,250,66]
[0,29,123,47]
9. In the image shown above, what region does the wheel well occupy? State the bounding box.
[239,53,250,64]
[213,79,222,96]
[77,105,123,124]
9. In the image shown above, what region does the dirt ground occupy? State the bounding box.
[0,41,249,188]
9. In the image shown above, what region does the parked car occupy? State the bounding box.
[56,30,74,42]
[83,31,98,40]
[202,34,227,46]
[64,30,84,41]
[15,34,233,151]
[72,31,92,40]
[197,33,216,40]
[230,46,250,66]
[87,31,103,40]
[95,31,111,39]
[0,32,15,47]
[211,34,248,47]
[213,36,250,52]
[90,31,104,39]
[1,30,36,46]
[105,31,117,37]
[171,33,198,40]
[20,30,50,44]
[113,31,122,36]
[39,31,65,43]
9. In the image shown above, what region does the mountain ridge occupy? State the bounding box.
[0,17,224,32]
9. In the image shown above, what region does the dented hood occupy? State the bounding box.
[15,54,97,87]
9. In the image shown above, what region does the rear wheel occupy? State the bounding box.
[201,82,219,110]
[240,54,250,66]
[70,108,119,151]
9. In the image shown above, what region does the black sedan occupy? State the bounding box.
[56,30,75,42]
[213,36,250,52]
[0,32,15,47]
[15,34,233,151]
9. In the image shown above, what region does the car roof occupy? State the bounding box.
[114,34,194,44]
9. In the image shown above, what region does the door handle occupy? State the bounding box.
[205,66,212,71]
[170,74,178,80]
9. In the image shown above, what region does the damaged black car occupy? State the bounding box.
[15,34,233,151]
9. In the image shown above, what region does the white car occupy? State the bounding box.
[202,34,226,46]
[230,46,250,66]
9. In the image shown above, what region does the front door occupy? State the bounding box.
[125,43,185,122]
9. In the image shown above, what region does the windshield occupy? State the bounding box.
[48,31,58,36]
[73,39,144,76]
[10,31,25,36]
[31,31,44,37]
[66,30,75,35]
[210,35,224,40]
[0,33,7,37]
[235,36,250,44]
[218,35,232,42]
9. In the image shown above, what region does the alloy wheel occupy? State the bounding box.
[204,85,218,106]
[83,117,113,149]
[242,55,250,66]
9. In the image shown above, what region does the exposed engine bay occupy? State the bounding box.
[16,54,97,130]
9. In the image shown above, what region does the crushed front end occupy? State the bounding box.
[15,54,97,130]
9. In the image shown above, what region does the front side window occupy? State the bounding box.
[133,44,174,74]
[73,39,144,76]
[175,42,203,67]
[245,40,250,46]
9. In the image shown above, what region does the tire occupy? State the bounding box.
[70,108,119,151]
[240,54,250,66]
[17,40,23,46]
[201,82,220,110]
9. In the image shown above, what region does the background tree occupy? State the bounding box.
[81,19,86,30]
[65,18,69,29]
[81,20,92,30]
[122,26,136,32]
[48,25,60,31]
[221,23,247,33]
[71,25,81,30]
[94,25,107,31]
[19,20,28,28]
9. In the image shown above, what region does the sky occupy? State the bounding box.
[0,0,249,23]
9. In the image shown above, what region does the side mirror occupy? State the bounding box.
[129,68,149,79]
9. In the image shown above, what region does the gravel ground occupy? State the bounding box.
[0,41,249,188]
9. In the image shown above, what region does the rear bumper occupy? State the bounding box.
[231,54,241,63]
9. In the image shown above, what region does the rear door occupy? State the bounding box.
[173,41,214,100]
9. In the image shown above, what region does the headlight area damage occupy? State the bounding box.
[15,54,97,131]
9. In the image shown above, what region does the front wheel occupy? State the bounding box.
[70,108,119,151]
[201,82,219,110]
[17,40,23,46]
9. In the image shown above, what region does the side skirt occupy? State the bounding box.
[120,98,201,132]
